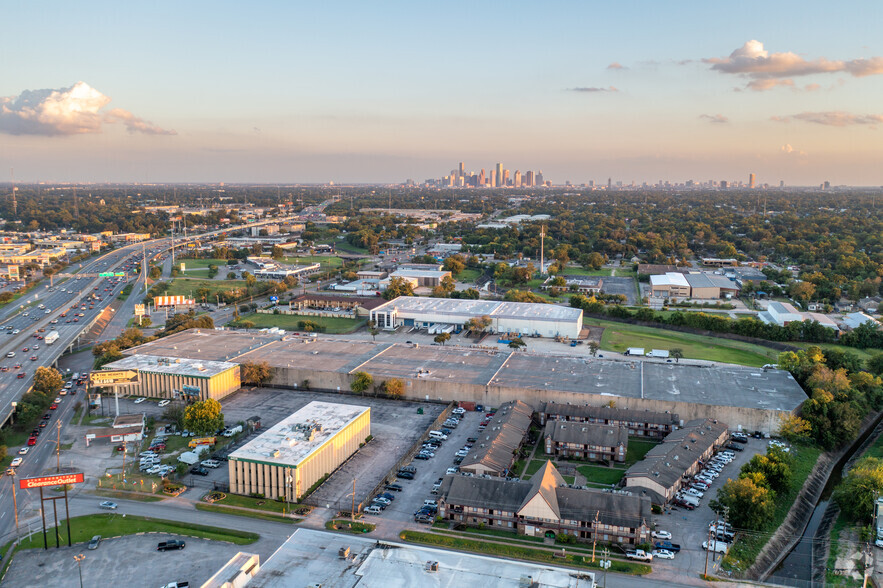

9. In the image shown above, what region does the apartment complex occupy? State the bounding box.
[459,400,533,477]
[543,421,628,463]
[538,403,679,440]
[439,461,652,545]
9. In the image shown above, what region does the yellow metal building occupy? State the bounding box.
[99,355,241,402]
[228,401,371,500]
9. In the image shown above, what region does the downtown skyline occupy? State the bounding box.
[2,1,883,185]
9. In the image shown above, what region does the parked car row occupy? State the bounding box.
[673,447,738,510]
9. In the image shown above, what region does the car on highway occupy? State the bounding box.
[0,367,7,372]
[21,347,28,352]
[49,403,57,409]
[27,436,36,446]
[17,373,25,379]
[30,356,37,361]
[158,400,170,407]
[10,457,22,467]
[54,397,62,403]
[99,501,118,510]
[18,447,28,455]
[6,352,14,358]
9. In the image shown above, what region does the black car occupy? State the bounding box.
[467,437,478,443]
[189,467,209,476]
[414,453,430,460]
[384,484,403,492]
[157,540,186,551]
[726,443,744,452]
[441,428,452,435]
[396,471,415,480]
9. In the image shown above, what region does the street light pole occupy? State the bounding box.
[74,554,85,588]
[9,469,19,537]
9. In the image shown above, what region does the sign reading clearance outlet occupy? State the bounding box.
[19,472,85,490]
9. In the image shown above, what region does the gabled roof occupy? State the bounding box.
[541,402,679,427]
[544,420,629,448]
[518,461,564,519]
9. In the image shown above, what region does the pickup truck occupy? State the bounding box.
[157,540,186,551]
[654,541,681,553]
[625,549,653,561]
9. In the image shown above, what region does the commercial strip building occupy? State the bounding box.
[439,461,652,546]
[123,330,808,433]
[459,400,532,477]
[99,354,241,402]
[623,418,729,505]
[288,293,386,317]
[381,268,452,288]
[228,401,370,500]
[841,312,880,330]
[369,296,584,339]
[84,414,145,447]
[538,403,680,440]
[543,421,628,463]
[758,301,841,331]
[227,527,595,587]
[650,272,739,300]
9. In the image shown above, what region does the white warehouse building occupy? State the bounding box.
[369,296,583,339]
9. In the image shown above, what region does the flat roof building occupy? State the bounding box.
[649,272,690,299]
[229,401,370,500]
[370,296,583,339]
[100,354,241,402]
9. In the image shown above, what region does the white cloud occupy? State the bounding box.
[607,62,626,70]
[0,82,175,136]
[774,111,883,127]
[704,40,883,91]
[699,114,729,124]
[568,86,618,93]
[781,144,807,156]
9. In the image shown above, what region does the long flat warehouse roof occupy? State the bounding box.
[372,296,584,323]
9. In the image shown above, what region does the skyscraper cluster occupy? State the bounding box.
[426,162,548,188]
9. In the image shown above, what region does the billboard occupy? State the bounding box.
[134,304,146,317]
[8,265,19,280]
[19,472,85,490]
[154,295,195,307]
[89,369,140,386]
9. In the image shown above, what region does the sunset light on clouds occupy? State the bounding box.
[1,0,881,185]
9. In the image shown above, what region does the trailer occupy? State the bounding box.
[646,349,670,358]
[44,331,60,345]
[625,347,645,356]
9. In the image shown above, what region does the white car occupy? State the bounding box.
[452,407,466,415]
[201,460,221,469]
[54,397,62,404]
[133,397,146,404]
[446,467,459,475]
[685,488,704,498]
[158,400,170,407]
[652,530,672,540]
[18,447,28,455]
[652,549,675,559]
[10,457,22,467]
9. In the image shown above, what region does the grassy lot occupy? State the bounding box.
[455,269,481,283]
[165,278,247,299]
[523,459,548,477]
[400,531,651,575]
[560,267,613,277]
[93,489,164,503]
[195,503,298,523]
[209,492,288,513]
[509,459,527,477]
[722,442,823,573]
[586,317,779,367]
[179,258,228,269]
[625,438,659,465]
[325,519,375,534]
[15,513,258,550]
[282,255,345,268]
[794,342,883,365]
[234,312,365,334]
[334,241,370,255]
[576,465,626,486]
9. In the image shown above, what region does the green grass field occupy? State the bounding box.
[196,503,298,523]
[165,278,247,299]
[282,255,345,268]
[179,258,228,269]
[334,241,370,255]
[15,513,258,550]
[576,465,626,485]
[793,342,883,364]
[586,317,779,367]
[455,269,481,283]
[625,438,658,465]
[234,312,365,334]
[560,267,613,277]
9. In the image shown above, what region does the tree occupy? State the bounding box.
[508,338,526,350]
[244,272,257,288]
[868,353,883,377]
[227,271,237,280]
[584,252,605,271]
[777,414,812,442]
[33,366,63,395]
[434,332,451,346]
[149,266,162,279]
[240,360,272,385]
[368,321,380,342]
[834,456,883,522]
[271,246,284,260]
[464,315,492,334]
[382,276,415,300]
[383,378,405,398]
[443,255,465,276]
[350,371,373,395]
[710,476,775,531]
[183,398,225,436]
[741,449,793,493]
[588,341,599,357]
[239,320,255,329]
[670,348,684,363]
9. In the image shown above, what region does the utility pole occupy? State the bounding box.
[56,419,62,472]
[592,510,599,561]
[74,554,85,588]
[351,478,356,522]
[540,225,545,276]
[704,523,715,577]
[9,469,19,537]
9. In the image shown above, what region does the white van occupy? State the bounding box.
[428,431,447,440]
[678,494,700,507]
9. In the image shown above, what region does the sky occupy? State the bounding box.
[2,1,883,186]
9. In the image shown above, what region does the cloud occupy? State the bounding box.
[781,144,794,153]
[699,114,729,124]
[704,40,883,90]
[781,144,807,156]
[607,62,626,70]
[568,86,618,93]
[774,111,883,127]
[0,81,175,136]
[746,78,794,91]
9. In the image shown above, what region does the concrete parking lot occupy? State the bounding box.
[217,387,446,510]
[602,276,639,305]
[651,436,768,577]
[3,534,244,588]
[361,410,484,526]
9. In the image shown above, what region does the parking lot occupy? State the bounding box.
[651,435,768,576]
[360,409,485,526]
[218,387,446,509]
[601,275,639,305]
[3,534,244,588]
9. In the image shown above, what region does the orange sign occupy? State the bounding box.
[19,472,85,489]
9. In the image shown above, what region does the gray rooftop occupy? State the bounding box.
[102,354,238,378]
[373,296,584,323]
[229,401,369,467]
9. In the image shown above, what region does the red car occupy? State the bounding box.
[27,437,36,446]
[17,373,25,379]
[72,318,79,322]
[30,356,37,361]
[49,403,57,410]
[0,367,8,372]
[21,347,28,352]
